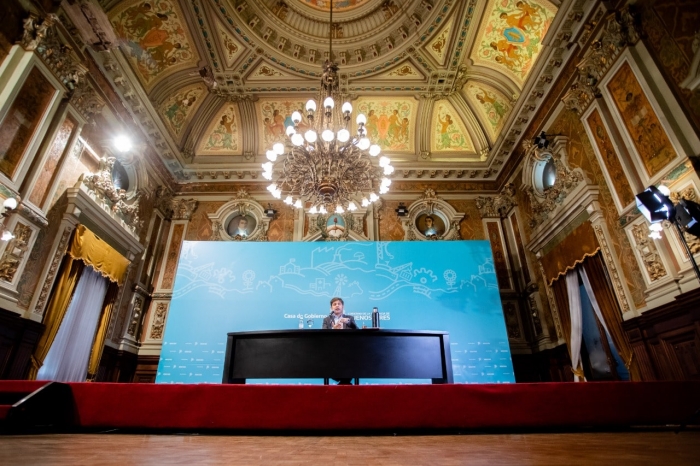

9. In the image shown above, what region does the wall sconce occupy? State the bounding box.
[1,196,19,241]
[265,204,277,218]
[636,185,700,282]
[395,203,408,217]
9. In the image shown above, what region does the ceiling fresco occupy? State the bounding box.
[96,0,568,185]
[470,0,557,88]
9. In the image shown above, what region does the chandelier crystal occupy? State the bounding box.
[261,3,392,214]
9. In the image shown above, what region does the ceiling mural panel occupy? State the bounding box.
[197,104,242,155]
[247,64,290,81]
[257,99,311,149]
[426,16,455,66]
[110,0,200,90]
[216,21,244,69]
[470,0,556,88]
[301,0,370,13]
[463,81,513,142]
[158,84,206,140]
[354,98,417,153]
[431,100,475,153]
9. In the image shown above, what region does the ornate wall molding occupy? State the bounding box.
[475,183,517,218]
[149,302,168,340]
[32,226,73,316]
[0,223,33,285]
[400,189,464,241]
[207,190,269,241]
[561,5,641,115]
[630,222,668,283]
[593,223,631,314]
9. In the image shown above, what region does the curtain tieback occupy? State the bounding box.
[29,355,41,370]
[624,351,635,370]
[571,367,585,379]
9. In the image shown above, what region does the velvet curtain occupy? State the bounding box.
[582,254,641,381]
[30,225,129,380]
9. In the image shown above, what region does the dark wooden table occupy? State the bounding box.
[222,329,453,384]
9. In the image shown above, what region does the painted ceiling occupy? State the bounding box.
[101,0,560,184]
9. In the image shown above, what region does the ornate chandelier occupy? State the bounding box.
[261,3,393,215]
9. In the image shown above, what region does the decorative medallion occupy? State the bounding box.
[431,100,475,152]
[158,84,205,139]
[247,63,289,80]
[354,98,417,152]
[470,0,557,87]
[110,0,199,89]
[463,81,513,141]
[197,104,241,154]
[426,16,454,65]
[216,21,243,68]
[376,64,424,80]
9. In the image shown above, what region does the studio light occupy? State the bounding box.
[533,131,550,149]
[261,1,391,214]
[395,203,408,217]
[636,185,700,282]
[264,204,277,218]
[113,135,132,153]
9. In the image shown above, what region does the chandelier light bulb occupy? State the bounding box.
[262,162,273,172]
[291,133,304,146]
[336,205,344,214]
[383,164,395,175]
[284,196,293,205]
[273,189,282,199]
[1,230,14,241]
[356,114,367,125]
[306,99,317,112]
[322,129,335,142]
[361,197,370,207]
[348,202,357,211]
[658,185,671,196]
[381,177,391,186]
[319,205,327,214]
[369,144,381,156]
[267,183,277,192]
[266,150,277,161]
[262,171,273,180]
[342,102,352,114]
[294,199,303,209]
[369,193,379,202]
[309,206,318,214]
[337,129,350,142]
[292,111,302,123]
[286,125,296,136]
[305,130,318,143]
[379,156,390,167]
[379,185,389,194]
[358,137,370,150]
[273,142,285,155]
[323,96,335,109]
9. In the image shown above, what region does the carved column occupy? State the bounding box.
[140,196,198,357]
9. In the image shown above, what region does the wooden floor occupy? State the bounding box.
[1,431,699,465]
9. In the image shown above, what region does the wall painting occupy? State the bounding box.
[257,99,311,149]
[585,108,635,207]
[354,98,417,152]
[28,115,76,208]
[197,104,241,155]
[431,100,475,153]
[0,67,56,179]
[158,84,205,139]
[470,0,557,87]
[607,61,677,178]
[463,81,513,141]
[111,0,198,89]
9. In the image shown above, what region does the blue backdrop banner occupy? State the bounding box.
[156,241,515,384]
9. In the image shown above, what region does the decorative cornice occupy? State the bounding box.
[475,183,517,218]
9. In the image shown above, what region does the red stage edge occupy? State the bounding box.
[2,381,699,432]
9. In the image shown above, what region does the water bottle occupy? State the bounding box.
[372,307,380,328]
[298,318,304,329]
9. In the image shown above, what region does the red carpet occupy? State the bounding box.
[66,382,699,431]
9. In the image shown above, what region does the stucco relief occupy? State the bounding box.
[630,222,668,282]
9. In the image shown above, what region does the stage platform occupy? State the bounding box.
[2,381,699,432]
